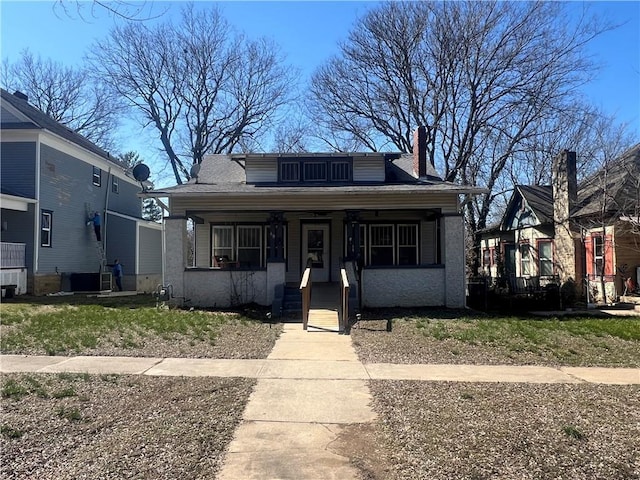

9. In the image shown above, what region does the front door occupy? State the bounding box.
[302,224,330,282]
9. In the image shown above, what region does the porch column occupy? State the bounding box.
[443,214,466,308]
[344,210,361,262]
[163,217,187,303]
[268,211,285,261]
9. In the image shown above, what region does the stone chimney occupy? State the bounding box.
[413,126,427,179]
[552,150,578,285]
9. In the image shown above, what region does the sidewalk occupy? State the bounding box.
[2,324,638,479]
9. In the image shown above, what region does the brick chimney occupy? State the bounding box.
[413,126,427,179]
[552,150,578,285]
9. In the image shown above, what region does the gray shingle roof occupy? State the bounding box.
[1,88,122,166]
[573,143,640,218]
[149,150,483,196]
[518,185,553,224]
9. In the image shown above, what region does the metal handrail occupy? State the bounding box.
[299,259,313,330]
[339,268,350,333]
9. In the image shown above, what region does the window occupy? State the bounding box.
[482,248,491,267]
[303,162,327,181]
[265,225,287,262]
[280,159,352,183]
[331,161,350,181]
[237,226,262,268]
[520,243,531,276]
[538,240,553,276]
[41,211,52,247]
[397,224,418,265]
[280,162,299,181]
[212,226,233,266]
[111,176,119,193]
[593,235,604,276]
[92,166,101,186]
[370,225,394,266]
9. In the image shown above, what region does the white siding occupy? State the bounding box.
[353,156,385,182]
[195,223,210,267]
[245,158,277,183]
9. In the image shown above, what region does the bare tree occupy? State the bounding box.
[1,50,122,150]
[309,1,613,234]
[53,0,166,21]
[89,4,294,184]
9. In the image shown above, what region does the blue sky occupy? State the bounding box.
[1,1,638,182]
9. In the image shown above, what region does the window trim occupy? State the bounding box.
[41,210,53,247]
[111,176,119,193]
[211,225,234,267]
[92,166,101,187]
[278,158,353,183]
[236,225,263,268]
[519,242,531,276]
[593,235,604,276]
[358,222,420,267]
[537,239,554,277]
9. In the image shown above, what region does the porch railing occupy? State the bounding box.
[300,259,313,330]
[339,267,350,333]
[1,242,26,269]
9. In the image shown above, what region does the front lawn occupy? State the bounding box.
[0,295,281,358]
[352,311,640,367]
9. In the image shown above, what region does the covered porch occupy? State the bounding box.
[163,206,466,310]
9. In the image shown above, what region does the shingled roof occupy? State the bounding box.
[573,143,640,219]
[1,88,122,166]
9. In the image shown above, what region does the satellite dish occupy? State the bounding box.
[190,163,201,179]
[132,163,150,182]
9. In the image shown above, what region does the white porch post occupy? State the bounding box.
[164,217,187,302]
[443,214,466,308]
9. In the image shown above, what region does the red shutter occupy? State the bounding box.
[585,236,593,276]
[604,235,614,276]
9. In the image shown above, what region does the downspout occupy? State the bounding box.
[33,134,41,284]
[102,166,112,271]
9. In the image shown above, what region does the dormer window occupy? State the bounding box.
[278,158,352,183]
[304,162,327,181]
[280,162,299,181]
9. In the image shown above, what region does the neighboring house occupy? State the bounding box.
[0,89,163,295]
[145,126,484,310]
[478,145,640,302]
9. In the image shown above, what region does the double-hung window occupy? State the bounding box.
[520,243,531,276]
[212,226,233,266]
[369,225,395,266]
[593,235,604,276]
[538,240,553,276]
[237,226,262,268]
[397,224,418,265]
[111,176,119,193]
[92,166,101,186]
[41,210,52,247]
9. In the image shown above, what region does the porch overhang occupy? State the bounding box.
[0,193,36,212]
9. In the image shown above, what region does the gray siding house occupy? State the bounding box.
[1,89,163,295]
[146,127,484,310]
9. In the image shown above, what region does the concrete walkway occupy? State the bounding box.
[1,325,639,479]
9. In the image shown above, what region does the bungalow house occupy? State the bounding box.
[478,145,640,303]
[145,127,484,310]
[0,88,163,295]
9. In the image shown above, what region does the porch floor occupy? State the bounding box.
[307,282,340,332]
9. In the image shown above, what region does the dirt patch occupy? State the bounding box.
[330,423,393,480]
[1,373,255,480]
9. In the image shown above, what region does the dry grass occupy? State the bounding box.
[1,373,254,480]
